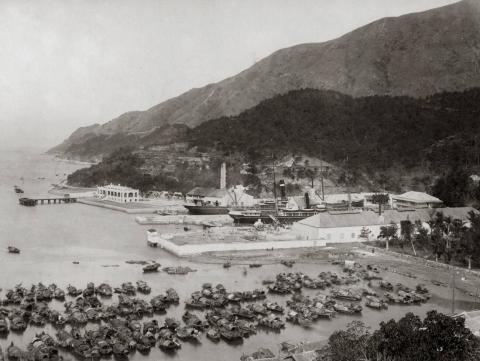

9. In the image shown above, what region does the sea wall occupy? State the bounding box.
[158,237,327,257]
[77,199,158,214]
[135,215,233,226]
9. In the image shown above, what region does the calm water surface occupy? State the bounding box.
[0,148,475,360]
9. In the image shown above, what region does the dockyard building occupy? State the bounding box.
[392,191,442,209]
[323,192,394,210]
[292,207,477,243]
[96,184,140,203]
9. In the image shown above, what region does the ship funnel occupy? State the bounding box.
[305,192,310,209]
[279,179,286,199]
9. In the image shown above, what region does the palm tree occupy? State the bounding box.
[429,212,448,262]
[462,211,480,269]
[401,220,416,255]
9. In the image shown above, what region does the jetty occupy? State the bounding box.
[19,196,77,206]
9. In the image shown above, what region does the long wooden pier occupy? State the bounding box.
[19,197,77,206]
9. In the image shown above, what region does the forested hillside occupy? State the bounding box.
[67,88,480,194]
[190,88,480,176]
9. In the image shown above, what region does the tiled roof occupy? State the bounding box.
[297,210,384,228]
[392,191,442,204]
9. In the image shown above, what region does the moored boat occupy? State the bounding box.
[206,328,220,341]
[331,288,362,301]
[365,295,388,309]
[184,203,229,215]
[146,229,159,247]
[143,263,160,273]
[7,246,20,254]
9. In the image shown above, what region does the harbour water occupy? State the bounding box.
[0,147,476,360]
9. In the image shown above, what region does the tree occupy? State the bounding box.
[328,321,370,361]
[447,218,466,264]
[304,167,318,188]
[282,167,295,180]
[419,311,480,361]
[443,216,455,263]
[429,212,448,262]
[242,164,262,196]
[371,193,390,215]
[400,220,415,255]
[368,313,422,361]
[431,168,474,207]
[430,227,446,263]
[367,311,480,361]
[413,221,430,251]
[379,222,398,251]
[460,211,480,269]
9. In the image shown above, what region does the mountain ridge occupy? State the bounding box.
[51,0,480,158]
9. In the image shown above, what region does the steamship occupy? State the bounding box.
[183,162,233,215]
[228,182,325,224]
[184,201,230,215]
[228,206,323,224]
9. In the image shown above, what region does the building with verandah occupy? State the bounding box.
[96,184,140,203]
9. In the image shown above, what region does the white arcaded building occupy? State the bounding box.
[96,184,140,203]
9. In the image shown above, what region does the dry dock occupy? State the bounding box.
[156,228,326,256]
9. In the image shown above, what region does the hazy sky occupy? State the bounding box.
[0,0,458,149]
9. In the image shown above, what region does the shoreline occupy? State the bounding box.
[52,154,98,166]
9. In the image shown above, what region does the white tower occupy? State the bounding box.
[220,162,227,189]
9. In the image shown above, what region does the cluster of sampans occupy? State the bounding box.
[285,282,430,327]
[184,287,287,341]
[0,281,179,337]
[379,281,431,304]
[1,333,61,361]
[52,313,213,357]
[0,263,433,360]
[258,266,431,326]
[265,271,360,294]
[180,283,288,341]
[185,283,267,309]
[162,266,196,275]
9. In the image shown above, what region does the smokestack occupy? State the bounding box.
[279,179,286,199]
[220,162,226,189]
[304,192,310,209]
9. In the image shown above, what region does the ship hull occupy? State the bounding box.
[229,212,318,224]
[184,205,229,215]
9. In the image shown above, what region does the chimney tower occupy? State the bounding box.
[220,162,227,189]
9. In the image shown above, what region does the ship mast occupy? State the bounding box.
[451,270,456,314]
[272,154,279,215]
[320,159,325,201]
